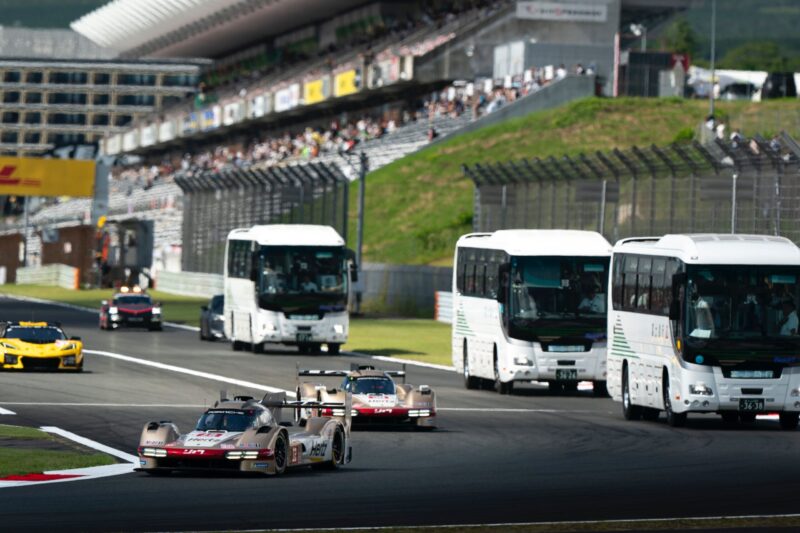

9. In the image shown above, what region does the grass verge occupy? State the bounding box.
[350,97,800,266]
[345,319,452,367]
[0,284,207,326]
[0,424,116,477]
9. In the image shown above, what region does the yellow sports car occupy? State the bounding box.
[0,321,83,371]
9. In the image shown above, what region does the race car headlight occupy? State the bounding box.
[62,355,76,366]
[60,343,77,351]
[3,354,18,365]
[408,409,432,417]
[109,306,118,315]
[141,447,167,458]
[152,307,161,315]
[333,324,344,334]
[226,451,243,460]
[1,342,16,350]
[513,356,533,366]
[689,383,713,396]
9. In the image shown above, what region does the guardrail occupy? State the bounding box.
[16,264,79,290]
[434,291,453,324]
[156,271,223,299]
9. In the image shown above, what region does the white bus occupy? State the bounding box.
[607,234,800,429]
[223,224,355,354]
[452,230,612,395]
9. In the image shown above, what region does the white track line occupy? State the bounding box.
[0,407,16,415]
[41,426,138,464]
[84,349,294,396]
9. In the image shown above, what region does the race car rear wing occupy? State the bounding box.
[261,391,353,433]
[298,364,407,383]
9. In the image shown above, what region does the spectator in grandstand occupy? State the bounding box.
[556,64,568,79]
[730,129,744,148]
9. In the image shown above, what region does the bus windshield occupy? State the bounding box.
[256,246,347,313]
[686,265,800,341]
[507,256,609,342]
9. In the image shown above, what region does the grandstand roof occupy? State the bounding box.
[71,0,368,59]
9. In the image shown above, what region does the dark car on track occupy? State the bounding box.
[99,287,162,331]
[200,294,225,341]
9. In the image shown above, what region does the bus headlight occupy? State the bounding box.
[333,324,344,334]
[513,356,533,366]
[689,383,713,396]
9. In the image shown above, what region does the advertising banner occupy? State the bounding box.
[140,124,157,147]
[158,120,175,142]
[275,83,300,113]
[334,69,359,97]
[304,78,327,105]
[516,1,607,22]
[0,157,96,197]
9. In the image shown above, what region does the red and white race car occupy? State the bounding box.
[297,365,436,428]
[99,286,162,331]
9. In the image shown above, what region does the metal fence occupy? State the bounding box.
[464,133,800,244]
[175,162,349,273]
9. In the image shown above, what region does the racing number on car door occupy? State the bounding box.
[290,444,301,465]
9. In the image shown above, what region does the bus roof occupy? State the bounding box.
[227,225,345,247]
[456,230,612,257]
[613,234,800,265]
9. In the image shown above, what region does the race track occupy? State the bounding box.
[1,297,799,532]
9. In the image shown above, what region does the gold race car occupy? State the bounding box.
[0,321,83,371]
[137,392,352,476]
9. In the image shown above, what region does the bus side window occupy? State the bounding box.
[456,250,465,293]
[651,258,667,315]
[612,254,624,310]
[636,257,652,311]
[623,255,638,311]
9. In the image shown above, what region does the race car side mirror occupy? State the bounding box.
[69,336,81,341]
[201,305,208,311]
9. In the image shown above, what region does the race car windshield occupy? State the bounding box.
[195,410,257,432]
[4,327,66,343]
[115,295,151,305]
[343,376,396,395]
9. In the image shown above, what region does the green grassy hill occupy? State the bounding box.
[349,97,800,267]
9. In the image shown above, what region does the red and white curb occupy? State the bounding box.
[0,426,137,488]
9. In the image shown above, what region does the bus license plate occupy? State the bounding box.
[296,333,312,343]
[739,398,764,412]
[556,369,577,381]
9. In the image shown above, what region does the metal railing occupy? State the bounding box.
[174,161,349,274]
[463,134,800,243]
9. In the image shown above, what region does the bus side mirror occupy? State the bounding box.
[669,300,681,321]
[345,248,358,282]
[497,263,510,304]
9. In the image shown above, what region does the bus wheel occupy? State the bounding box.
[327,343,341,355]
[593,381,609,397]
[662,371,687,427]
[779,412,799,430]
[493,355,513,395]
[462,342,480,390]
[622,365,642,420]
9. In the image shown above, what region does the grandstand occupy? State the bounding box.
[6,0,692,279]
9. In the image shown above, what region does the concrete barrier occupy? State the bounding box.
[16,264,79,290]
[156,270,223,298]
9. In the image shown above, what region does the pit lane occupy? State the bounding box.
[1,297,799,533]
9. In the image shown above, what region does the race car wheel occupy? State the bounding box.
[493,354,513,395]
[314,426,344,470]
[462,341,479,390]
[662,370,687,427]
[273,432,288,475]
[327,343,341,355]
[622,364,643,421]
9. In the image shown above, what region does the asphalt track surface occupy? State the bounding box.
[1,297,799,533]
